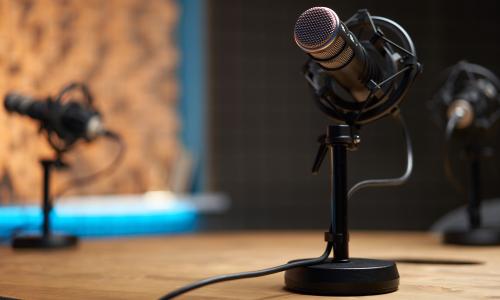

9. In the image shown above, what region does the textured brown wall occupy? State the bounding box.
[0,0,180,203]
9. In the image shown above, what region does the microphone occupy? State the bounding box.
[430,61,500,246]
[432,61,500,130]
[4,83,108,152]
[6,83,124,250]
[159,7,420,300]
[294,7,381,102]
[294,7,420,125]
[5,93,104,139]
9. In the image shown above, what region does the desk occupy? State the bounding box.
[0,232,498,299]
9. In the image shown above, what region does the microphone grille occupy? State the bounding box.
[294,7,340,51]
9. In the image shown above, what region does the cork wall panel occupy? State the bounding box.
[0,0,180,203]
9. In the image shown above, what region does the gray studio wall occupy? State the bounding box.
[206,0,500,230]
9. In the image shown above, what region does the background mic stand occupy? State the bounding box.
[284,124,399,296]
[12,153,78,249]
[443,143,500,245]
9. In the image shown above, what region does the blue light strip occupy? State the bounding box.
[178,0,207,192]
[0,201,197,239]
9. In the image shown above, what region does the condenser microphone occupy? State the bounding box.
[294,7,382,102]
[447,78,499,129]
[430,61,500,246]
[4,83,111,153]
[432,61,500,130]
[6,83,124,250]
[159,7,420,299]
[294,7,420,125]
[5,93,105,141]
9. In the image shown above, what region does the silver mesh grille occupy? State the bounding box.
[310,36,345,60]
[318,46,354,69]
[294,7,339,51]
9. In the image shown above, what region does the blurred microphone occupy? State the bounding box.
[447,79,499,129]
[4,92,105,142]
[294,7,382,101]
[432,61,500,130]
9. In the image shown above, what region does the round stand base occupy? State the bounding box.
[12,233,78,249]
[443,228,500,246]
[284,258,399,296]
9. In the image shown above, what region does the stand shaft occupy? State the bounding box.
[468,152,481,229]
[443,146,500,246]
[11,158,78,249]
[330,144,348,260]
[284,124,399,296]
[327,125,351,261]
[42,160,52,237]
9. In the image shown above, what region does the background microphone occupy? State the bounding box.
[430,61,500,246]
[5,93,104,139]
[432,61,500,130]
[4,83,109,152]
[294,7,383,102]
[447,77,499,129]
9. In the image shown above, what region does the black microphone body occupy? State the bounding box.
[449,80,499,129]
[433,62,500,130]
[4,93,104,146]
[294,7,385,102]
[294,7,419,125]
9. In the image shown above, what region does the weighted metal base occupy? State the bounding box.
[443,228,500,246]
[284,258,399,296]
[12,234,78,249]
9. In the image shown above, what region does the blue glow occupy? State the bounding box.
[0,201,197,240]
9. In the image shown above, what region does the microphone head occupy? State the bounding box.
[4,93,33,114]
[86,115,105,139]
[447,99,474,129]
[294,7,340,52]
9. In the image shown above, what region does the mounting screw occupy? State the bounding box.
[353,135,361,145]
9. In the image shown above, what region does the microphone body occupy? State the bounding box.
[447,79,499,129]
[433,62,500,130]
[4,93,105,142]
[294,7,383,102]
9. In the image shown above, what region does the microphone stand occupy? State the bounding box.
[284,124,399,295]
[12,153,78,249]
[285,8,421,294]
[443,143,500,245]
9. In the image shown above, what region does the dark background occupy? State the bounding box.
[206,0,500,230]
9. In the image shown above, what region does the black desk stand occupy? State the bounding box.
[12,158,78,249]
[284,124,399,295]
[443,146,500,246]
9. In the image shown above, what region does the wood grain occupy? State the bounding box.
[0,0,180,203]
[0,231,498,299]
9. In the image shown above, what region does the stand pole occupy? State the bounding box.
[329,127,349,261]
[42,160,52,238]
[467,148,481,229]
[11,158,78,249]
[443,144,500,245]
[284,124,399,295]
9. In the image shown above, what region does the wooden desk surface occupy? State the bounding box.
[0,231,499,299]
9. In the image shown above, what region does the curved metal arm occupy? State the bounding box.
[347,112,413,200]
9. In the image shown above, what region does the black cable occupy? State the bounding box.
[54,131,126,198]
[159,242,333,300]
[347,112,413,199]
